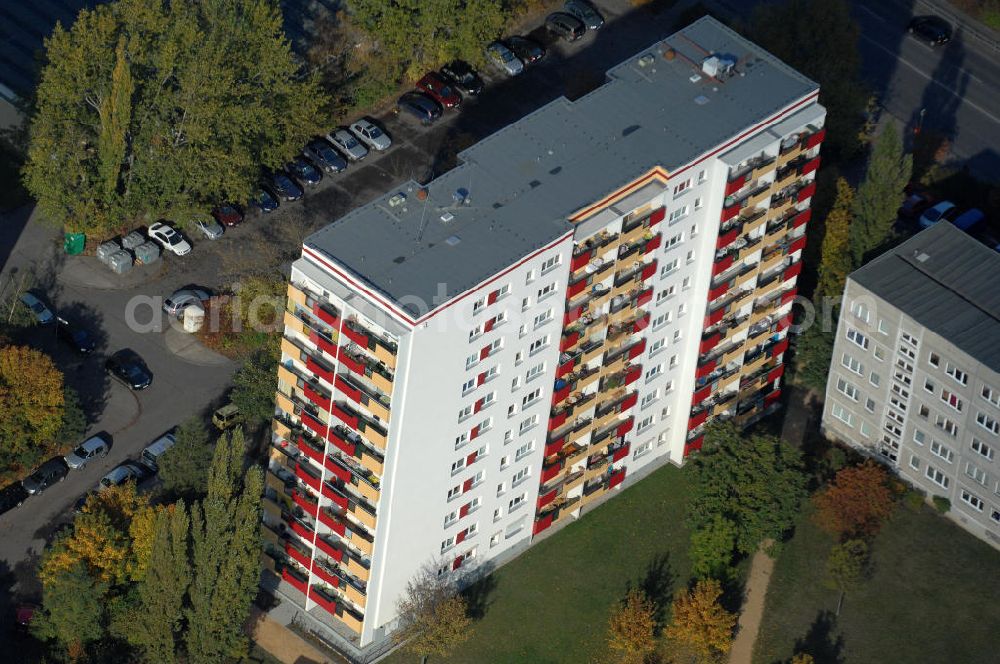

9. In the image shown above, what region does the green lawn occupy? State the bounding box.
[384,464,694,664]
[753,502,1000,664]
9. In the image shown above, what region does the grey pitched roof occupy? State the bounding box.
[850,222,1000,373]
[305,16,818,316]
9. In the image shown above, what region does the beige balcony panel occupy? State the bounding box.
[361,451,384,476]
[777,144,802,167]
[742,354,768,375]
[721,345,745,367]
[349,533,374,557]
[373,343,397,371]
[578,370,601,391]
[734,268,759,289]
[337,610,364,634]
[354,480,380,505]
[284,310,305,336]
[287,283,307,307]
[372,372,393,395]
[344,583,367,609]
[275,393,295,418]
[367,399,390,422]
[272,418,291,440]
[752,159,776,180]
[351,506,377,532]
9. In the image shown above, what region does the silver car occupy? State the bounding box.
[99,462,144,491]
[163,288,211,317]
[486,41,524,76]
[327,129,369,161]
[349,119,392,151]
[19,292,54,325]
[64,435,110,470]
[195,217,224,240]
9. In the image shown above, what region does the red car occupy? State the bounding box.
[416,72,462,109]
[212,204,244,227]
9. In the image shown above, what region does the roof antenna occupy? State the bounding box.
[416,194,430,241]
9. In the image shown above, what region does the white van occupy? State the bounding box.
[140,431,177,473]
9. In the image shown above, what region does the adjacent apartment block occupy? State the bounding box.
[822,222,1000,548]
[261,17,825,651]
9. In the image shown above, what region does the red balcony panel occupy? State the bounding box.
[556,358,576,379]
[792,208,811,228]
[312,333,339,358]
[552,383,571,405]
[322,484,349,510]
[571,249,593,272]
[700,332,721,355]
[801,156,821,175]
[303,384,332,411]
[459,502,471,518]
[282,568,309,595]
[474,397,485,414]
[616,417,634,437]
[767,365,785,384]
[484,317,496,333]
[708,281,730,302]
[692,384,712,405]
[776,315,791,331]
[705,306,725,327]
[796,182,817,203]
[567,278,588,299]
[640,260,657,281]
[771,338,790,357]
[537,487,558,509]
[456,529,467,545]
[612,443,631,462]
[285,542,312,569]
[311,562,340,588]
[477,371,487,386]
[293,490,320,517]
[632,312,651,333]
[298,438,325,465]
[470,425,480,440]
[466,450,478,465]
[316,537,344,562]
[608,468,626,489]
[309,587,339,616]
[624,365,642,386]
[560,331,581,352]
[541,460,563,483]
[328,428,357,457]
[713,253,735,276]
[788,236,807,255]
[544,437,565,457]
[313,304,338,327]
[628,339,646,360]
[721,203,741,223]
[290,519,314,541]
[725,172,749,196]
[452,555,465,571]
[695,358,717,378]
[804,127,826,149]
[325,458,352,484]
[342,325,369,349]
[564,304,585,326]
[765,389,783,407]
[306,356,334,384]
[636,288,653,307]
[689,409,709,430]
[462,478,473,492]
[338,351,366,378]
[645,234,662,253]
[330,404,359,430]
[334,375,362,405]
[716,227,738,250]
[648,207,666,228]
[780,289,798,306]
[319,509,347,536]
[479,345,491,361]
[549,411,569,431]
[783,261,803,282]
[296,463,322,493]
[620,393,638,412]
[487,290,498,305]
[684,435,704,456]
[533,512,555,535]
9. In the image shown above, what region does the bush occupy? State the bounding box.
[903,489,925,512]
[932,495,951,514]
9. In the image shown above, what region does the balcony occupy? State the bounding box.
[336,372,391,421]
[343,317,398,369]
[552,391,597,424]
[568,282,612,311]
[338,346,394,395]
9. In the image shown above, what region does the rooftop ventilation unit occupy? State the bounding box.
[638,54,655,67]
[388,193,406,207]
[440,212,455,223]
[701,54,736,79]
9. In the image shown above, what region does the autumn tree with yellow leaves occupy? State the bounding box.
[604,588,659,664]
[0,345,66,476]
[664,580,736,664]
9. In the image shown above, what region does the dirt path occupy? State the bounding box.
[250,609,338,664]
[729,543,776,664]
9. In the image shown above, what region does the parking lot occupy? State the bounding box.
[0,0,688,606]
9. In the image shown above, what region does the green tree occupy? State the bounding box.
[689,514,738,581]
[159,417,213,500]
[230,346,279,429]
[32,561,109,659]
[58,386,88,443]
[815,178,855,299]
[687,423,807,555]
[750,0,868,159]
[395,563,472,664]
[824,539,868,615]
[126,502,191,663]
[793,301,837,393]
[850,122,912,265]
[185,428,264,663]
[24,0,326,237]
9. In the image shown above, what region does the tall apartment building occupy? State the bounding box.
[260,17,825,652]
[822,222,1000,549]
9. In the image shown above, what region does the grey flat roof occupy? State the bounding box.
[305,16,818,316]
[850,222,1000,373]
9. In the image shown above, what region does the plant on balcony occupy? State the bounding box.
[604,376,623,390]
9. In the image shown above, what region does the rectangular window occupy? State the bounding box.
[850,301,871,323]
[512,466,531,486]
[930,440,954,463]
[661,258,679,276]
[653,312,671,329]
[461,378,476,395]
[540,255,560,274]
[941,389,964,412]
[841,354,864,376]
[928,352,940,367]
[447,485,462,500]
[508,493,527,511]
[519,415,538,434]
[878,319,889,335]
[666,233,683,249]
[686,249,696,263]
[909,455,920,470]
[668,206,690,223]
[971,438,995,460]
[960,489,984,512]
[521,296,531,311]
[537,282,556,300]
[657,286,676,304]
[831,403,854,427]
[925,464,949,489]
[466,354,479,370]
[641,390,659,409]
[870,372,881,387]
[528,336,549,355]
[525,363,545,381]
[836,378,860,401]
[646,364,663,382]
[524,269,536,284]
[898,344,916,360]
[649,338,665,355]
[935,414,958,437]
[456,432,469,449]
[846,327,869,350]
[965,461,989,486]
[458,405,473,421]
[693,197,703,211]
[977,412,1000,435]
[533,309,553,329]
[946,363,968,386]
[515,441,534,461]
[924,378,935,393]
[697,169,707,183]
[673,178,692,196]
[441,536,455,552]
[982,384,1000,408]
[900,331,918,346]
[473,298,486,315]
[913,429,926,446]
[637,415,655,432]
[444,511,458,527]
[522,388,542,407]
[451,458,466,475]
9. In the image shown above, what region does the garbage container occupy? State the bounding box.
[96,240,121,264]
[133,241,160,265]
[183,303,205,333]
[107,250,134,274]
[121,231,145,251]
[64,233,85,255]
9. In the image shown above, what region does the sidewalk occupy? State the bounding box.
[728,543,776,664]
[251,608,340,664]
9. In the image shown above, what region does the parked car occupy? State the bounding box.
[195,217,224,240]
[147,222,192,256]
[505,36,546,66]
[545,12,586,41]
[212,204,244,227]
[564,0,604,30]
[99,462,147,491]
[919,201,957,228]
[267,171,303,202]
[64,434,111,470]
[485,41,524,76]
[287,157,323,187]
[14,604,38,633]
[0,482,29,516]
[212,403,242,430]
[397,92,443,124]
[416,72,462,109]
[139,431,177,473]
[907,15,952,46]
[952,208,984,231]
[899,191,935,220]
[254,185,281,212]
[106,349,153,390]
[440,60,483,96]
[22,458,69,495]
[19,292,54,325]
[349,119,392,151]
[163,287,211,317]
[303,139,348,173]
[327,129,369,161]
[56,317,96,354]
